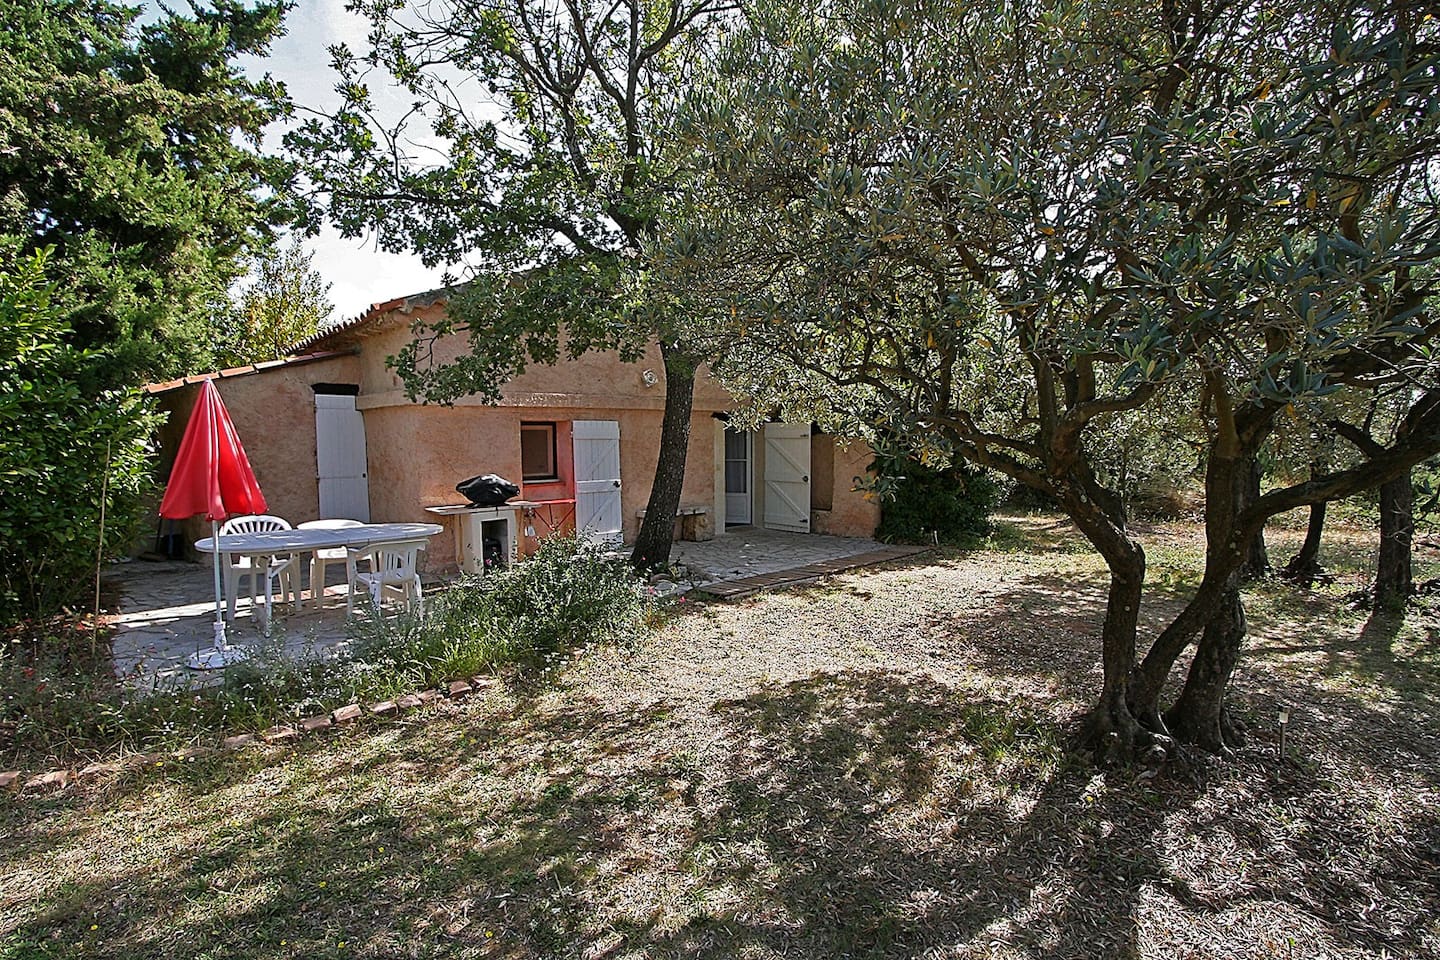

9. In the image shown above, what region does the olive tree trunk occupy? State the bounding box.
[1374,468,1414,610]
[1281,499,1328,583]
[1059,479,1153,762]
[1238,456,1269,581]
[1163,580,1248,753]
[1129,434,1263,745]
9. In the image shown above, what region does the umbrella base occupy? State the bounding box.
[186,645,251,670]
[186,621,250,670]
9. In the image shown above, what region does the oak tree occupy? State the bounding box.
[289,0,737,567]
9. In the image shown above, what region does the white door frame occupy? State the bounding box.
[314,391,369,521]
[724,426,752,525]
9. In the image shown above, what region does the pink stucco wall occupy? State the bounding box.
[152,298,880,566]
[353,304,731,568]
[362,401,719,569]
[812,438,881,537]
[348,306,734,414]
[152,354,362,551]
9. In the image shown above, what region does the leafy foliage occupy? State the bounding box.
[220,241,334,365]
[873,455,999,545]
[0,244,161,625]
[465,533,654,665]
[0,0,294,386]
[288,0,739,566]
[658,0,1440,757]
[286,0,735,386]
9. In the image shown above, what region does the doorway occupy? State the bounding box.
[724,426,752,525]
[314,390,369,521]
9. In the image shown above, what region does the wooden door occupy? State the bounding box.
[763,423,811,532]
[315,393,369,521]
[572,420,623,544]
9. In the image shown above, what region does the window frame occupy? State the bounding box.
[520,421,559,482]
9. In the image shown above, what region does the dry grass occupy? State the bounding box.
[1,514,1437,959]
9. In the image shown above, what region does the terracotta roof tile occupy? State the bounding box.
[141,350,355,395]
[289,284,458,354]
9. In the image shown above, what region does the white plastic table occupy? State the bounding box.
[195,522,443,625]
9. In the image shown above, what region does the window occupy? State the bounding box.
[520,422,558,481]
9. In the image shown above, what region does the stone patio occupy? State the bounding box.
[671,527,898,586]
[106,560,359,690]
[105,529,907,688]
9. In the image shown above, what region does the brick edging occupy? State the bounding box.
[1,675,499,799]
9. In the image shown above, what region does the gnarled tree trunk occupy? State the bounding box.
[1129,414,1266,745]
[631,343,695,570]
[1081,542,1149,761]
[1164,581,1248,753]
[1238,456,1269,581]
[1282,495,1327,584]
[1375,468,1414,609]
[1062,480,1153,763]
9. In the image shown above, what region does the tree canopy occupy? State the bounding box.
[0,0,295,386]
[289,0,738,566]
[221,240,333,366]
[658,0,1440,759]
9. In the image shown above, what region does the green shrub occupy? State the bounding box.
[355,533,653,676]
[0,243,161,624]
[1,535,656,763]
[477,533,653,665]
[874,455,999,544]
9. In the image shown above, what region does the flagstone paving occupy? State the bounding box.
[670,527,895,586]
[104,530,903,688]
[105,560,356,690]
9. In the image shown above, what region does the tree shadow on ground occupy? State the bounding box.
[938,565,1440,786]
[643,670,1437,959]
[8,670,1436,958]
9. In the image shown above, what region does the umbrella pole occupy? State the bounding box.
[186,518,249,670]
[212,518,226,650]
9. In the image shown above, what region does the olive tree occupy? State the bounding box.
[659,0,1440,759]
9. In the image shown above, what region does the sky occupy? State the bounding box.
[240,0,448,322]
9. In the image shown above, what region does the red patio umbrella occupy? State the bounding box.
[159,379,268,668]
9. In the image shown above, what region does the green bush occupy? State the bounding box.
[874,455,999,544]
[0,243,161,624]
[2,535,657,763]
[355,533,654,675]
[477,533,654,665]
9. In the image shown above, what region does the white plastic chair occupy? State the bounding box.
[348,538,428,618]
[297,518,366,609]
[220,514,296,622]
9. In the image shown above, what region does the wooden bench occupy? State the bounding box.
[636,505,713,541]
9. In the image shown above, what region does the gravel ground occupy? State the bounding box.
[2,513,1437,959]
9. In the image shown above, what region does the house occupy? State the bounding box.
[145,287,880,570]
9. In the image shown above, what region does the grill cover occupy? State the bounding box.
[456,473,520,507]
